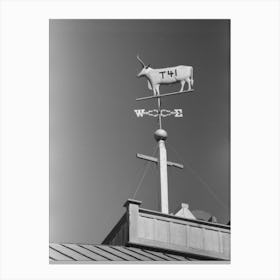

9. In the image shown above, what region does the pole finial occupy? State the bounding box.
[154,129,168,141]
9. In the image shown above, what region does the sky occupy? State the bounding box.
[49,19,230,244]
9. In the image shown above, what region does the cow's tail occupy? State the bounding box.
[190,66,194,87]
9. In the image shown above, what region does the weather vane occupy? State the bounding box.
[135,55,194,214]
[136,55,194,95]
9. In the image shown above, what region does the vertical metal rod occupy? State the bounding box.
[157,95,162,129]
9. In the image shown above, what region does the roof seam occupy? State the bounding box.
[49,245,76,261]
[164,253,188,261]
[62,244,97,261]
[94,245,128,261]
[108,246,143,261]
[141,249,172,261]
[78,245,111,261]
[124,247,159,261]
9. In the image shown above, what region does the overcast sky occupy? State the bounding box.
[50,19,230,244]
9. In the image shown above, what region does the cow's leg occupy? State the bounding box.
[187,78,192,91]
[155,85,160,96]
[180,80,185,92]
[152,86,157,96]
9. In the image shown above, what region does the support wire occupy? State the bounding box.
[167,143,229,213]
[132,144,158,199]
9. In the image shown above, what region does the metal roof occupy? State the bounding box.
[49,243,197,262]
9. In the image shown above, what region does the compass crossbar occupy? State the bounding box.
[136,153,184,169]
[136,89,194,101]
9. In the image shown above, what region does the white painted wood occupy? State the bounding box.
[188,226,204,250]
[204,229,220,253]
[136,153,184,169]
[138,216,154,240]
[170,222,187,246]
[158,140,169,213]
[155,219,169,242]
[136,153,158,163]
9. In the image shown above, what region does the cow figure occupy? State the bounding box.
[137,55,194,96]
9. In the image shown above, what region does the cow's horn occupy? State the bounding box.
[137,55,146,67]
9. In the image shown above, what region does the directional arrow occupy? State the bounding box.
[136,89,194,101]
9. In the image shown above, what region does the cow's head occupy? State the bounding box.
[137,55,151,77]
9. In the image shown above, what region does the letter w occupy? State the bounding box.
[134,109,145,117]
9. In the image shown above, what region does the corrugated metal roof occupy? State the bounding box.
[49,243,196,262]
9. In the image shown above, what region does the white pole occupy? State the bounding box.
[158,139,169,214]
